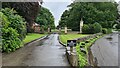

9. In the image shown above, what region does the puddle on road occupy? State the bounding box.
[106,37,113,41]
[37,39,46,46]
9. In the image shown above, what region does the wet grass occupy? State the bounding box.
[23,33,46,44]
[76,35,103,67]
[59,34,88,44]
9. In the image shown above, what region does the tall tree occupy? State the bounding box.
[35,6,55,30]
[59,2,118,31]
[2,2,42,32]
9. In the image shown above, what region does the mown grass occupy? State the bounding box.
[23,33,46,44]
[59,34,88,44]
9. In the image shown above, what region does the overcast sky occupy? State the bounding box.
[42,0,120,27]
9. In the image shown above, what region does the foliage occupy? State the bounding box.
[2,2,41,32]
[116,23,120,29]
[107,28,112,34]
[82,23,102,34]
[76,45,87,67]
[35,6,55,30]
[82,24,89,34]
[93,23,102,33]
[59,2,118,31]
[102,28,108,34]
[1,8,26,40]
[1,12,21,53]
[76,35,103,67]
[59,10,70,27]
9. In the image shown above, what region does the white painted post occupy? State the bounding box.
[59,27,61,33]
[65,26,67,34]
[80,18,84,33]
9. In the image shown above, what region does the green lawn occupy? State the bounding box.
[23,33,46,44]
[59,34,88,44]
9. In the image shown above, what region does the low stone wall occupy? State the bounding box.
[66,47,78,66]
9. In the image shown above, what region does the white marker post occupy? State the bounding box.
[65,25,67,34]
[80,18,84,33]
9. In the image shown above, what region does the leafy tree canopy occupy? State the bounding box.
[2,2,41,32]
[35,6,55,29]
[1,8,26,40]
[59,1,118,31]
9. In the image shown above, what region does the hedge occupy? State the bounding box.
[1,8,26,53]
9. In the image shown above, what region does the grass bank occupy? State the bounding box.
[23,33,46,44]
[59,34,88,44]
[76,35,103,67]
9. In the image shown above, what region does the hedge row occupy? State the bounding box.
[1,8,26,53]
[82,23,112,34]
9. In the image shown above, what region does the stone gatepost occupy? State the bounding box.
[80,18,84,33]
[48,27,50,33]
[59,27,61,34]
[65,25,67,34]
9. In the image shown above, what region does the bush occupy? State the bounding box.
[82,24,89,34]
[1,8,26,40]
[1,12,21,53]
[116,23,120,29]
[107,28,112,34]
[93,23,102,33]
[88,24,94,34]
[102,28,107,34]
[82,23,102,34]
[2,28,21,53]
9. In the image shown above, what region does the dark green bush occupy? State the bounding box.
[1,8,26,40]
[82,24,89,34]
[88,24,94,34]
[2,28,21,52]
[107,28,112,34]
[93,23,102,33]
[1,12,21,53]
[102,28,107,34]
[82,23,102,34]
[116,23,120,29]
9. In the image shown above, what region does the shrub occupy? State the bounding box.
[102,28,107,34]
[82,24,89,34]
[107,28,112,34]
[116,23,120,29]
[82,23,102,34]
[1,12,21,53]
[88,24,94,34]
[93,23,102,33]
[1,8,26,41]
[2,28,21,53]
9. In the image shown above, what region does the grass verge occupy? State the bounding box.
[23,33,46,44]
[59,34,88,44]
[76,35,103,67]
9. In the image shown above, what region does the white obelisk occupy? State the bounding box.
[80,18,83,33]
[65,25,67,34]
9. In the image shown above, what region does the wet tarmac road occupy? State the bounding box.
[91,33,119,67]
[2,34,70,66]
